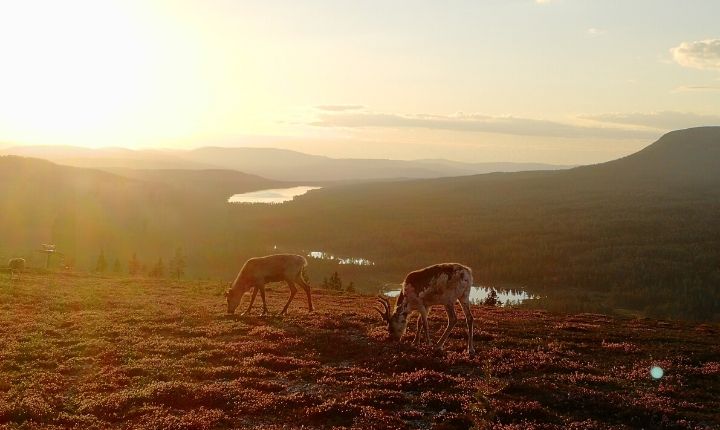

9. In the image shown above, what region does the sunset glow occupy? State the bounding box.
[1,0,719,163]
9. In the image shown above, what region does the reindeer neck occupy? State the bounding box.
[393,292,410,318]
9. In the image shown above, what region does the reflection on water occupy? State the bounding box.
[383,286,535,306]
[308,251,375,266]
[228,186,321,204]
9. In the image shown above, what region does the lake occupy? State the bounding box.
[308,251,375,266]
[383,286,535,306]
[228,186,321,204]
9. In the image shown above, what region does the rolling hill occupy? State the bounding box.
[105,168,288,202]
[0,157,282,272]
[1,145,570,181]
[2,127,719,319]
[179,147,570,181]
[227,127,720,319]
[0,145,215,170]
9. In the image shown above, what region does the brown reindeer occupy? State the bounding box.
[375,263,475,354]
[225,254,314,316]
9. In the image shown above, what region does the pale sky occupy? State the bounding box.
[1,0,719,164]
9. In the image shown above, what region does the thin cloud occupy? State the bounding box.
[670,39,720,71]
[314,105,365,112]
[580,111,720,130]
[310,111,658,140]
[672,85,720,92]
[587,28,606,36]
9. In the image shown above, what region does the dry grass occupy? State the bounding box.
[0,273,718,429]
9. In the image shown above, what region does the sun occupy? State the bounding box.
[0,0,225,147]
[0,1,151,145]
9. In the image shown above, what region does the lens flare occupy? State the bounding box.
[650,366,664,380]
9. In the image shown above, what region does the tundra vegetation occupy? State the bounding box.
[0,273,717,429]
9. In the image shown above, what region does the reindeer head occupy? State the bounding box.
[225,281,249,314]
[375,295,408,341]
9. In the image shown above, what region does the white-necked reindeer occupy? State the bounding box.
[375,263,475,354]
[225,254,314,316]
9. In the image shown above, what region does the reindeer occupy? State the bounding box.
[375,263,475,354]
[8,258,26,280]
[225,254,314,316]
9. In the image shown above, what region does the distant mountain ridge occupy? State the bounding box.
[1,144,572,181]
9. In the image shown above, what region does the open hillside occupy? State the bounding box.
[0,157,280,272]
[104,168,288,203]
[0,273,717,429]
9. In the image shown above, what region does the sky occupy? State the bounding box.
[0,0,719,164]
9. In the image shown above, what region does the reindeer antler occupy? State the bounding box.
[374,295,391,322]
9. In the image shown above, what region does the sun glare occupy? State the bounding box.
[0,1,221,147]
[0,2,145,143]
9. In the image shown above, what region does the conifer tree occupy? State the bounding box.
[169,247,186,279]
[128,253,141,276]
[95,249,107,272]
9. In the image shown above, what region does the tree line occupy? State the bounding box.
[94,247,187,279]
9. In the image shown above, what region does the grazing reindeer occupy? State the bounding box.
[225,254,314,316]
[8,258,26,280]
[375,263,475,354]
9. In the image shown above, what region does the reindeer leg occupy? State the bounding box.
[413,313,428,345]
[241,286,260,316]
[436,303,458,349]
[460,299,475,355]
[258,285,269,316]
[296,275,314,312]
[411,313,421,344]
[280,281,297,315]
[419,307,432,347]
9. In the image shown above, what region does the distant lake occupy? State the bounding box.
[228,186,321,204]
[308,251,375,266]
[383,286,535,306]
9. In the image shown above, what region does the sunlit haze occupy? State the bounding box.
[1,0,719,164]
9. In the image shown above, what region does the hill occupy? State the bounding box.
[226,127,720,319]
[0,156,281,272]
[180,147,571,181]
[2,128,719,320]
[1,145,571,181]
[0,273,717,429]
[0,145,215,170]
[105,168,288,202]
